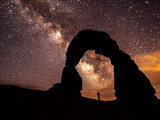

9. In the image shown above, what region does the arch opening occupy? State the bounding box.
[76,50,115,100]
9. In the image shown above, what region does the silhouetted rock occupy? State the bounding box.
[110,50,157,101]
[63,29,157,103]
[61,67,82,92]
[48,67,82,96]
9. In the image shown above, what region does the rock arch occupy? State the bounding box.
[53,29,157,101]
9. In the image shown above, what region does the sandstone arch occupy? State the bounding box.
[54,29,157,101]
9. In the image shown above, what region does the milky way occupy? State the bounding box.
[0,0,160,100]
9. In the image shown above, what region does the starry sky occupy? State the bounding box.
[0,0,160,100]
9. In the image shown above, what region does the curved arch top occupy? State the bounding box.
[65,29,119,67]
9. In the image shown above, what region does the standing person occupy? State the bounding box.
[97,91,100,101]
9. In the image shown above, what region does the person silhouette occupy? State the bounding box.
[97,91,100,101]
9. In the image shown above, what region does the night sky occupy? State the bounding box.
[0,0,160,100]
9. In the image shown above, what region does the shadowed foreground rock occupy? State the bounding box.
[0,85,160,120]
